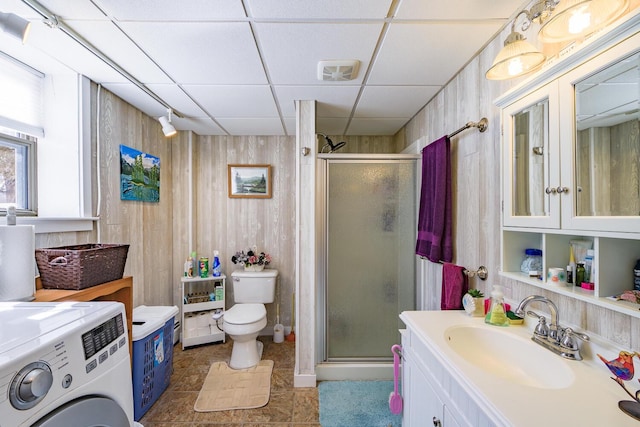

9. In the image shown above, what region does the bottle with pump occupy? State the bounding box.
[485,285,510,327]
[212,250,221,277]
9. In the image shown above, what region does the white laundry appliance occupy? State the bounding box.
[0,301,135,426]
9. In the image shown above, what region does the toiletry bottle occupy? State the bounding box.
[576,262,585,286]
[212,250,221,277]
[634,259,640,291]
[485,285,510,327]
[566,265,573,284]
[584,250,594,283]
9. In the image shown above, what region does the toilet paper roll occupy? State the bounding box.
[0,225,35,301]
[197,311,210,327]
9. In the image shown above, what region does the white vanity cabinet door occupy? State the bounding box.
[502,82,560,229]
[444,405,461,427]
[403,344,445,427]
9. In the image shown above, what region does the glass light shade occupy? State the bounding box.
[538,0,628,42]
[486,33,546,80]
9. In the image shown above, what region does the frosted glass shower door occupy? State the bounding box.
[326,160,416,361]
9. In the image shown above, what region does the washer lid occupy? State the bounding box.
[224,304,266,324]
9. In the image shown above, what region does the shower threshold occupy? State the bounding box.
[316,362,393,381]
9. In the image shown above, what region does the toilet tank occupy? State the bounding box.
[230,269,278,303]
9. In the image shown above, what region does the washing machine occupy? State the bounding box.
[0,301,135,426]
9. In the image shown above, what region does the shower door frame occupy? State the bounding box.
[316,153,419,364]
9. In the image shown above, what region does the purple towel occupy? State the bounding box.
[415,136,453,263]
[441,263,468,310]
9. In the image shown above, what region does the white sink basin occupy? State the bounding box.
[444,325,575,389]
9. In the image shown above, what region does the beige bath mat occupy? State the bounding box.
[194,360,274,412]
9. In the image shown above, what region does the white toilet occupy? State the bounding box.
[224,269,278,369]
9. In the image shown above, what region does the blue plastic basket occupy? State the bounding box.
[132,316,175,421]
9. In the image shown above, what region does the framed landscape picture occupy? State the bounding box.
[120,145,160,202]
[228,164,272,199]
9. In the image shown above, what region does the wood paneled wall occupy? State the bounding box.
[397,17,640,352]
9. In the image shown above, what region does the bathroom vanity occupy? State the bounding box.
[400,310,639,427]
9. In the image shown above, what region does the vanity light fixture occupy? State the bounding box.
[0,11,31,43]
[159,109,177,137]
[538,0,629,43]
[486,11,546,80]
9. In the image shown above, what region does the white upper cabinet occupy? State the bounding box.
[500,27,640,234]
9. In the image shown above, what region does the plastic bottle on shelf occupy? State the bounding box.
[185,256,193,278]
[634,259,640,291]
[584,250,594,283]
[485,285,510,327]
[212,250,221,277]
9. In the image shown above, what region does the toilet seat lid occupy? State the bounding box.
[225,304,266,324]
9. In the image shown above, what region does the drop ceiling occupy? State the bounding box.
[0,0,528,136]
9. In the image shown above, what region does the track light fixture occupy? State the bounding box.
[0,11,31,43]
[159,109,177,137]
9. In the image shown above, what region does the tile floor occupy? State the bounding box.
[139,337,321,427]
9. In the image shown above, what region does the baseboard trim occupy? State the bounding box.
[294,373,317,388]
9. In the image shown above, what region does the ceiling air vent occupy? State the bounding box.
[317,60,360,81]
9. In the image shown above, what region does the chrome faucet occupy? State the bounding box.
[514,295,589,361]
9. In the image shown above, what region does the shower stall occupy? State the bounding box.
[316,153,418,380]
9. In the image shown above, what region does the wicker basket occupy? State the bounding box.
[36,244,129,290]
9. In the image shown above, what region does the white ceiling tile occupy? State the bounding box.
[347,118,408,135]
[316,118,350,135]
[396,0,525,20]
[65,20,172,84]
[119,22,268,84]
[181,85,279,118]
[355,85,441,117]
[256,22,383,85]
[274,85,361,117]
[368,22,503,85]
[25,22,128,83]
[93,0,247,21]
[101,83,168,118]
[145,84,208,117]
[246,0,392,19]
[171,117,226,135]
[33,0,109,19]
[216,118,285,135]
[282,117,297,135]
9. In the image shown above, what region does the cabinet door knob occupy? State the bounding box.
[545,187,557,194]
[556,186,569,194]
[433,417,442,426]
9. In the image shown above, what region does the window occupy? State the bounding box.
[0,52,42,215]
[0,131,35,213]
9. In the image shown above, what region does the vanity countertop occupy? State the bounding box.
[400,310,640,427]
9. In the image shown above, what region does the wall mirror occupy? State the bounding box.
[574,50,640,217]
[511,98,549,217]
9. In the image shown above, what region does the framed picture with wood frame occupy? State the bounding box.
[227,164,272,199]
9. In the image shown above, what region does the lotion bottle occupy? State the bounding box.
[485,285,510,327]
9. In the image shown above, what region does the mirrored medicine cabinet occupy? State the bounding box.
[502,30,640,233]
[497,24,640,319]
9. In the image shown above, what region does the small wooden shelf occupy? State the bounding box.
[34,276,134,358]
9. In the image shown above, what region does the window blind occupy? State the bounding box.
[0,52,44,137]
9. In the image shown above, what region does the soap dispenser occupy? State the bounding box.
[485,285,510,327]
